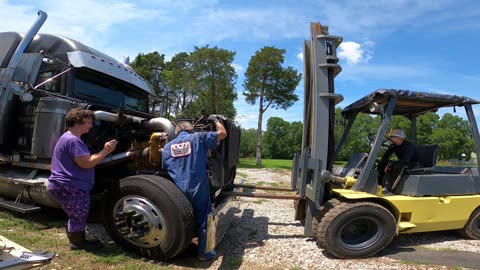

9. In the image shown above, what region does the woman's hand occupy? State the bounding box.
[103,139,118,154]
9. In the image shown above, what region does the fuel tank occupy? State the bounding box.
[0,165,60,208]
[31,97,73,157]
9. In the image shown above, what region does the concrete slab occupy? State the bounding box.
[380,244,480,269]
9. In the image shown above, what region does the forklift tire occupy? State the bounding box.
[103,175,194,260]
[461,207,480,240]
[316,201,396,259]
[312,198,343,243]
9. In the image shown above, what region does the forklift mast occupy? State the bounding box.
[292,23,343,236]
[302,23,343,169]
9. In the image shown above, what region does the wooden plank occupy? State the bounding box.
[0,235,54,269]
[0,235,36,270]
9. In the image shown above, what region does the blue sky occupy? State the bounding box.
[1,0,479,129]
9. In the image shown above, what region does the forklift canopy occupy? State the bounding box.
[342,89,480,118]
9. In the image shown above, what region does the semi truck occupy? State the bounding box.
[0,10,240,260]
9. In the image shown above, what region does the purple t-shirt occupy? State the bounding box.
[49,132,94,191]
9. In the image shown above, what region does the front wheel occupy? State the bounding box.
[461,207,480,239]
[103,175,194,260]
[316,201,396,258]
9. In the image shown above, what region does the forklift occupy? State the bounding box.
[226,22,480,259]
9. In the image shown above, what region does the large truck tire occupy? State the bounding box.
[316,201,396,258]
[103,175,194,260]
[460,207,480,240]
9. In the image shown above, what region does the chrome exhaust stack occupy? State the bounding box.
[0,10,48,144]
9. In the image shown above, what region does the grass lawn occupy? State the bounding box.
[238,158,293,169]
[239,158,348,169]
[0,209,170,270]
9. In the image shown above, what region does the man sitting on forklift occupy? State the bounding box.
[377,129,417,194]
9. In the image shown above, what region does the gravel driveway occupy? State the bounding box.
[90,168,480,269]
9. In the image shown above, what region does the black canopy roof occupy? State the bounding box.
[341,89,479,118]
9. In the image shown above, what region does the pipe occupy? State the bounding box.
[98,151,136,167]
[94,110,121,123]
[231,184,294,192]
[94,110,175,140]
[0,10,48,144]
[221,191,301,200]
[147,118,175,140]
[7,10,48,72]
[94,110,145,126]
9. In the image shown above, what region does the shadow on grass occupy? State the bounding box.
[0,206,68,230]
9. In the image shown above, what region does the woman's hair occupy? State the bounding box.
[65,108,95,128]
[175,121,194,135]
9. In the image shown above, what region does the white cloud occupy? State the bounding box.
[189,7,308,43]
[0,0,159,58]
[463,75,480,82]
[297,51,303,62]
[338,42,363,64]
[232,63,244,73]
[316,0,461,37]
[338,63,431,82]
[338,39,374,65]
[234,113,258,129]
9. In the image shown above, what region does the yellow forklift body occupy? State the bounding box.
[333,188,480,233]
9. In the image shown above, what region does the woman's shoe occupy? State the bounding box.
[66,230,103,251]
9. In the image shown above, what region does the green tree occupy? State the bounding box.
[431,113,474,159]
[263,117,290,158]
[130,52,166,115]
[289,121,303,158]
[164,52,196,117]
[243,46,302,165]
[239,128,258,158]
[184,45,237,118]
[341,113,379,160]
[263,117,303,159]
[416,112,439,145]
[334,107,381,161]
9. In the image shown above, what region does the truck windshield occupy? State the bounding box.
[73,68,150,113]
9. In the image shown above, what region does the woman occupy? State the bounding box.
[48,108,117,251]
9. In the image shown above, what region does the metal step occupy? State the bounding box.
[0,197,41,213]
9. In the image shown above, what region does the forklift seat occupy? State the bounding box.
[405,144,439,174]
[391,144,439,190]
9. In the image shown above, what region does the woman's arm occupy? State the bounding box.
[74,139,117,169]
